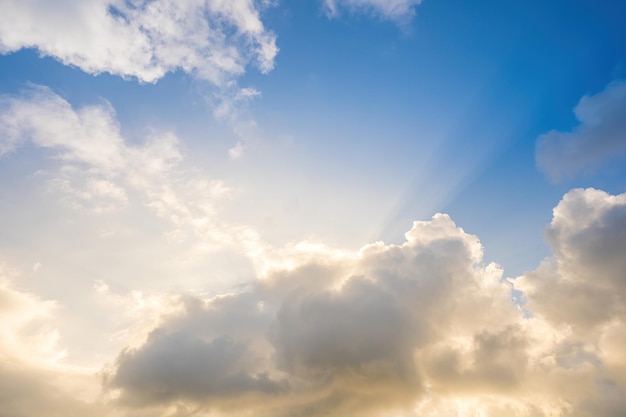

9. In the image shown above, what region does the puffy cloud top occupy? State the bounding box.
[517,188,626,331]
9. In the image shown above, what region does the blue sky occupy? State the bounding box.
[1,1,626,416]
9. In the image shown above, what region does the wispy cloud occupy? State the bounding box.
[0,85,232,242]
[323,0,424,22]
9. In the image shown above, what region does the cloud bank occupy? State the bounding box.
[536,80,626,181]
[0,0,278,84]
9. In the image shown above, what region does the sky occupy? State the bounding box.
[0,0,626,416]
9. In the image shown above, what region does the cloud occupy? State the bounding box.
[0,265,109,417]
[0,0,278,84]
[516,188,626,331]
[0,85,238,246]
[0,264,63,365]
[0,364,111,417]
[536,80,626,181]
[323,0,423,22]
[103,189,626,417]
[105,214,531,416]
[514,188,626,415]
[0,84,356,294]
[0,85,276,367]
[212,82,264,159]
[110,332,286,406]
[1,0,278,159]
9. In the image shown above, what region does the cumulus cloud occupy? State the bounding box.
[0,0,278,84]
[516,188,626,331]
[100,189,626,417]
[323,0,423,22]
[536,80,626,181]
[514,188,626,416]
[104,214,529,416]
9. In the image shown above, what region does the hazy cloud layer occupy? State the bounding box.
[0,0,278,84]
[536,80,626,181]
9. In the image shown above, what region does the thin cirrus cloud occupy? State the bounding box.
[0,0,278,84]
[536,80,626,181]
[323,0,424,22]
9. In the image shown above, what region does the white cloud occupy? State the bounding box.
[323,0,424,22]
[0,0,278,84]
[536,80,626,181]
